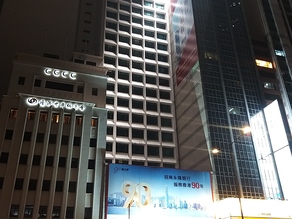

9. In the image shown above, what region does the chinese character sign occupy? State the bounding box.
[106,164,214,219]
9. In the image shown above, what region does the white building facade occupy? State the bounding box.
[103,0,178,167]
[0,53,108,219]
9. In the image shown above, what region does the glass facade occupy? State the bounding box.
[259,0,292,136]
[176,0,265,199]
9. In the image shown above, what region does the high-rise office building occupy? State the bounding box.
[242,0,292,201]
[172,0,265,200]
[102,0,177,167]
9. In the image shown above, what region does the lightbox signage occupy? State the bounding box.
[107,164,213,219]
[26,97,86,111]
[44,68,77,80]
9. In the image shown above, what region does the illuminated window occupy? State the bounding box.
[144,10,154,17]
[263,82,278,90]
[9,108,18,118]
[51,113,60,123]
[76,116,83,125]
[144,1,153,7]
[64,115,71,124]
[27,110,36,120]
[52,207,60,218]
[204,51,218,60]
[40,112,48,121]
[255,59,273,69]
[38,206,47,218]
[275,50,285,57]
[91,118,98,127]
[24,205,33,217]
[10,205,19,217]
[155,3,164,9]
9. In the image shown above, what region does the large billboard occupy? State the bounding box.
[171,0,199,85]
[250,100,292,200]
[106,164,213,219]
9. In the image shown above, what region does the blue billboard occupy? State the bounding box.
[106,164,214,219]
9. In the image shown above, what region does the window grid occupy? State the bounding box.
[104,1,175,167]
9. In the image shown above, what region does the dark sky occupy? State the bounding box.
[0,0,79,97]
[0,0,267,98]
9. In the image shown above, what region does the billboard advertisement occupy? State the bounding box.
[171,0,199,85]
[250,100,292,200]
[106,164,213,219]
[263,100,292,201]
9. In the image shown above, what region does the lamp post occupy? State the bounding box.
[213,126,251,219]
[230,140,245,219]
[128,199,135,219]
[230,126,251,219]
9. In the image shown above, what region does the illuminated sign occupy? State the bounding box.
[216,198,292,218]
[26,97,85,111]
[107,164,213,219]
[44,68,77,80]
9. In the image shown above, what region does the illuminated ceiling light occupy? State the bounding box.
[255,59,273,69]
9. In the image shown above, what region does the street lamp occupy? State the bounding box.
[213,126,251,219]
[231,126,251,219]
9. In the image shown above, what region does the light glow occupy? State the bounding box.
[26,97,85,111]
[242,126,251,135]
[212,148,220,154]
[44,68,77,80]
[255,59,273,69]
